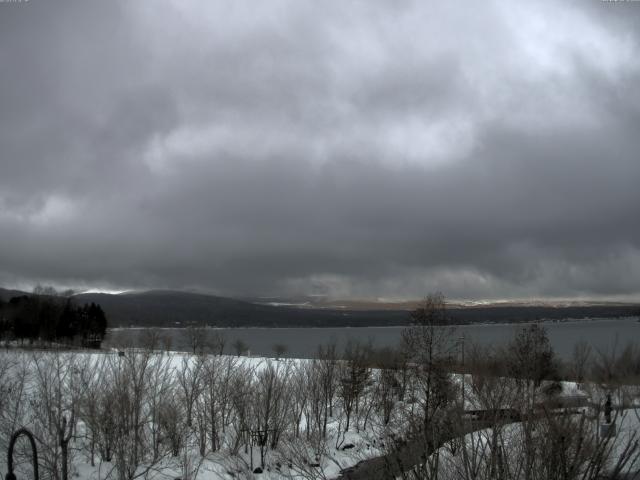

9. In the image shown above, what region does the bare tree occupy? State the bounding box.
[273,343,288,359]
[77,354,109,467]
[30,352,81,480]
[230,362,257,455]
[289,363,310,438]
[401,293,457,474]
[508,324,557,399]
[317,341,339,420]
[201,354,239,452]
[233,339,249,356]
[210,330,226,355]
[0,353,27,451]
[304,360,330,443]
[185,325,207,355]
[569,339,592,384]
[158,391,184,457]
[251,360,293,467]
[177,354,205,428]
[338,341,371,433]
[105,349,174,480]
[139,328,171,352]
[145,350,176,459]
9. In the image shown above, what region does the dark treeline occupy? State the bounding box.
[0,289,108,348]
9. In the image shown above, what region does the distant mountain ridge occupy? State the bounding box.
[72,290,409,327]
[0,287,29,301]
[1,287,639,328]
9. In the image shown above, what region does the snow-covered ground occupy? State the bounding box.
[1,348,639,479]
[0,349,389,480]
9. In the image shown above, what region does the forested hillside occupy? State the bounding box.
[0,290,107,347]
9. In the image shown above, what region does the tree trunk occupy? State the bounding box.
[61,439,69,480]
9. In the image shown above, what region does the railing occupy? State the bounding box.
[5,428,38,480]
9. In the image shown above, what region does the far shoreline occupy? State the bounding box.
[108,315,640,330]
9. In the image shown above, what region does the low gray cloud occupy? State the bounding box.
[1,0,639,300]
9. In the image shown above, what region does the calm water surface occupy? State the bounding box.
[107,317,640,359]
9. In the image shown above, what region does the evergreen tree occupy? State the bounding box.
[4,294,108,348]
[57,300,78,340]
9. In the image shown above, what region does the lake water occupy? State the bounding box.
[106,317,640,359]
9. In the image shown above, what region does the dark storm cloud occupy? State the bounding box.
[1,0,640,300]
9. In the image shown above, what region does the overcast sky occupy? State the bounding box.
[1,0,639,301]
